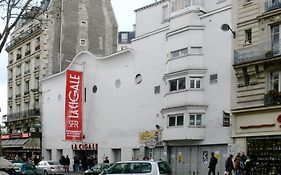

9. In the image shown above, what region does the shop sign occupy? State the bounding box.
[139,130,161,143]
[71,143,98,150]
[1,134,10,140]
[10,133,22,138]
[65,70,83,141]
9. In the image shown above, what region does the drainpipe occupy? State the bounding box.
[59,0,64,72]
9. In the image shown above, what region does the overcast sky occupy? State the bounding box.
[0,0,156,118]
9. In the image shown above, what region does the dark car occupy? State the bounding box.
[84,163,112,175]
[13,163,37,175]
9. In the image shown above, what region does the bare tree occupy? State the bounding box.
[0,0,44,53]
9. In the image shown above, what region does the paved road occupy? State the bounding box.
[65,171,84,175]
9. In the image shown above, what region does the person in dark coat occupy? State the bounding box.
[225,154,234,175]
[103,157,109,163]
[33,155,40,165]
[208,152,218,175]
[65,155,70,173]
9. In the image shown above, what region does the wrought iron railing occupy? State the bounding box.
[234,41,281,65]
[6,109,41,122]
[264,93,281,106]
[265,0,281,12]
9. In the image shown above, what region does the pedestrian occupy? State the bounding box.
[65,155,70,173]
[225,154,234,175]
[208,152,218,175]
[74,156,80,172]
[244,157,252,175]
[234,153,241,175]
[240,152,247,175]
[33,155,40,165]
[59,156,65,166]
[103,156,109,163]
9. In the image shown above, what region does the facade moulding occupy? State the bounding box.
[163,68,207,81]
[166,25,204,38]
[132,26,169,42]
[161,104,208,114]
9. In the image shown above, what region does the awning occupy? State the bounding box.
[1,138,29,148]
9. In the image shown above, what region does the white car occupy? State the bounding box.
[36,161,64,175]
[100,160,172,175]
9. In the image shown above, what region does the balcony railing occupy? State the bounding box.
[234,41,281,65]
[264,92,281,106]
[265,0,281,12]
[5,109,41,122]
[5,24,42,51]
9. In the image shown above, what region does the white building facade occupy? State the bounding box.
[41,0,233,174]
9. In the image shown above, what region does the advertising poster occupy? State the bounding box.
[65,70,83,141]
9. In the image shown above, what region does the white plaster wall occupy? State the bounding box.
[135,1,169,37]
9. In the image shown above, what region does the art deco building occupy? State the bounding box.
[232,0,281,173]
[2,0,117,160]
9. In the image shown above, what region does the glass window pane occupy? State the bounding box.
[170,80,177,91]
[177,115,184,126]
[190,79,195,88]
[178,78,186,90]
[196,114,201,125]
[189,115,195,125]
[169,117,176,126]
[196,80,201,88]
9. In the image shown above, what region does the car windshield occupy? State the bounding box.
[48,161,61,165]
[92,164,102,169]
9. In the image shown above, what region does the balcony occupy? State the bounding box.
[265,0,281,12]
[5,24,42,51]
[5,109,41,122]
[264,91,281,106]
[162,126,206,141]
[16,54,22,60]
[234,41,281,65]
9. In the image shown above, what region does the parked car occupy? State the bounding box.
[84,163,112,175]
[0,158,16,175]
[13,163,37,175]
[100,160,172,175]
[35,161,64,175]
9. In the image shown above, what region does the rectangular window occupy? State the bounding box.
[189,114,202,126]
[17,48,22,60]
[270,71,281,92]
[171,48,188,59]
[243,67,250,86]
[190,77,201,89]
[271,25,280,55]
[162,5,169,22]
[154,86,160,94]
[24,81,29,94]
[35,37,40,51]
[168,114,184,127]
[25,42,31,55]
[169,77,186,92]
[121,33,128,43]
[245,29,252,44]
[189,47,202,54]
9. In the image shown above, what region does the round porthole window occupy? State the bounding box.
[135,74,142,84]
[115,79,121,88]
[92,85,97,93]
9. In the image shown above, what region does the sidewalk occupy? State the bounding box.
[65,171,84,175]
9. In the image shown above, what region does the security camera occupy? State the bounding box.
[221,24,230,31]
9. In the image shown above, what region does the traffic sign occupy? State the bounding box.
[146,138,157,149]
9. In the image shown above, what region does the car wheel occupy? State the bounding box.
[44,170,48,175]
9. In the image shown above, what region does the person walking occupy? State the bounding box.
[225,154,234,175]
[234,153,241,175]
[208,152,218,175]
[65,155,70,173]
[103,156,109,163]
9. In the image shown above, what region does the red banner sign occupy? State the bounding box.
[65,70,83,141]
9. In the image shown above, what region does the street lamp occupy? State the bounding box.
[221,24,236,38]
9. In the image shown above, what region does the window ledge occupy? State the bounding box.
[167,53,203,63]
[188,125,206,128]
[243,1,253,7]
[167,125,184,128]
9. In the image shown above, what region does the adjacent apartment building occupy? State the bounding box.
[2,0,117,160]
[232,0,281,174]
[41,0,233,174]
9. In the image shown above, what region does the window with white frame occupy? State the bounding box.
[168,114,184,127]
[269,71,281,92]
[25,42,31,55]
[121,33,128,43]
[190,77,201,89]
[189,47,202,54]
[245,29,252,44]
[171,48,188,59]
[189,113,202,126]
[169,77,186,92]
[162,5,169,22]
